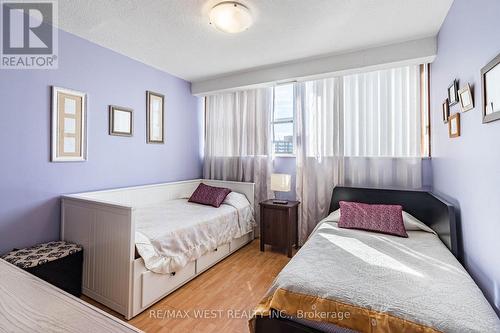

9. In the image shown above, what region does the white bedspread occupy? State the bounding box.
[258,213,500,332]
[134,192,254,274]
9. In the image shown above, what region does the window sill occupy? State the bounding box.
[273,154,296,158]
[272,155,429,159]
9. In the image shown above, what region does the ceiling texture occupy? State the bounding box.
[57,0,453,83]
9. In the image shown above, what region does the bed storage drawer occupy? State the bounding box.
[197,244,230,273]
[230,231,253,252]
[141,261,195,307]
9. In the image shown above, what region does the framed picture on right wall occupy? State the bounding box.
[458,84,474,112]
[449,113,460,138]
[442,99,450,123]
[481,52,500,123]
[448,79,459,106]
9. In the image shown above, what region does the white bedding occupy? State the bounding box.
[135,192,254,274]
[256,213,500,332]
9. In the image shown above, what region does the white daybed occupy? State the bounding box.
[61,179,255,319]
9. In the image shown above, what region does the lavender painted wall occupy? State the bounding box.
[0,30,203,254]
[431,0,500,314]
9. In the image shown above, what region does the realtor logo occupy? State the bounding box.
[1,0,58,69]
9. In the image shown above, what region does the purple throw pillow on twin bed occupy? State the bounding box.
[338,201,408,238]
[188,183,232,208]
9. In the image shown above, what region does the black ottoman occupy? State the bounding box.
[2,241,83,297]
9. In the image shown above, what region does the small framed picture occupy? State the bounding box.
[442,99,450,123]
[146,91,165,144]
[448,113,460,138]
[51,86,87,162]
[448,79,459,106]
[109,105,133,137]
[458,84,474,112]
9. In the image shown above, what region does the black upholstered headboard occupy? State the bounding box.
[329,186,459,260]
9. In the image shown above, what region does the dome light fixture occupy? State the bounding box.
[209,2,252,34]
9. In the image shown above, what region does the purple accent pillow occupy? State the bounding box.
[338,201,408,238]
[188,183,232,208]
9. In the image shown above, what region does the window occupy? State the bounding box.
[420,64,430,157]
[273,84,294,155]
[342,64,429,157]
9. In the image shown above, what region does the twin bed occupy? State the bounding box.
[252,187,500,333]
[61,179,255,319]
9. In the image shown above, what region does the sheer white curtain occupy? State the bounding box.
[296,65,423,243]
[203,88,274,225]
[342,65,422,188]
[295,78,344,244]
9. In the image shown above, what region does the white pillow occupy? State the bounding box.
[402,211,436,234]
[222,191,250,208]
[327,209,341,222]
[326,209,436,234]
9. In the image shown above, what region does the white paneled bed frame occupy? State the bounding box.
[61,179,255,319]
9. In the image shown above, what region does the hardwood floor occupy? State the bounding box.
[83,240,293,333]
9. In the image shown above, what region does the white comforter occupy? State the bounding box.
[134,192,254,274]
[258,213,500,332]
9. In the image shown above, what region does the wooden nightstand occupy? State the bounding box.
[259,200,300,258]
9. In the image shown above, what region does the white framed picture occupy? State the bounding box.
[51,86,87,162]
[109,105,133,137]
[146,91,165,144]
[458,84,474,112]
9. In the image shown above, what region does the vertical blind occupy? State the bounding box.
[206,65,424,159]
[301,78,343,158]
[343,65,421,157]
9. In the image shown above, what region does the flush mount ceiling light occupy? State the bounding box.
[209,2,252,34]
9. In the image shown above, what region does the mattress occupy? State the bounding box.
[253,213,500,333]
[135,192,254,274]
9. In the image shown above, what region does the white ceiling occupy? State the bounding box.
[57,0,453,83]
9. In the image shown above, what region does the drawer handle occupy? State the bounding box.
[170,272,176,277]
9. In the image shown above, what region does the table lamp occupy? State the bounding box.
[271,173,291,204]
